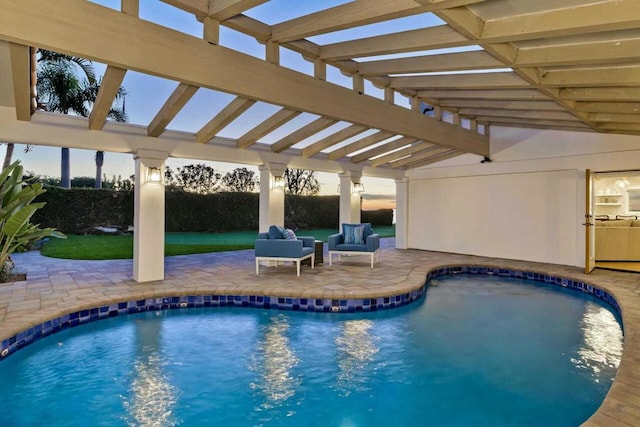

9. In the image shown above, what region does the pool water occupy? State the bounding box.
[0,274,623,427]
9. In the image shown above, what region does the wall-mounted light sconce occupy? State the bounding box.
[146,166,164,185]
[272,175,285,189]
[615,178,630,191]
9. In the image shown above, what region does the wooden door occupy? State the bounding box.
[585,169,596,273]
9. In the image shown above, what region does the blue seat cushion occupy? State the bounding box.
[335,243,368,252]
[301,247,314,256]
[268,225,285,240]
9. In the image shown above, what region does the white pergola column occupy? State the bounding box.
[133,149,168,282]
[339,172,361,226]
[259,163,286,232]
[395,177,409,249]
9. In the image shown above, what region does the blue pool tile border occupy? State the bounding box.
[0,287,426,359]
[425,265,621,316]
[0,265,621,360]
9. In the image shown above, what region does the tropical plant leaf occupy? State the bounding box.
[0,161,65,279]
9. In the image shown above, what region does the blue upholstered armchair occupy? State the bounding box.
[255,225,315,276]
[328,223,380,268]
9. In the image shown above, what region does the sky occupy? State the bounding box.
[7,0,477,210]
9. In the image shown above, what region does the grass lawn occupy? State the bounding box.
[41,226,396,260]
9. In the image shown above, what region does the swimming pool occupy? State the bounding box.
[0,273,622,426]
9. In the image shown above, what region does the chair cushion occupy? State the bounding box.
[335,243,368,252]
[268,225,285,239]
[343,224,365,244]
[284,228,297,240]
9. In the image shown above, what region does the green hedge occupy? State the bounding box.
[33,189,391,234]
[285,195,339,229]
[165,191,259,232]
[31,187,134,234]
[361,209,393,226]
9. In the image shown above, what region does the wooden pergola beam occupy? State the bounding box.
[88,65,126,130]
[271,0,482,43]
[418,89,549,101]
[560,87,640,102]
[326,131,395,161]
[588,112,640,123]
[208,0,269,22]
[403,149,461,169]
[195,96,255,143]
[358,50,503,76]
[371,141,435,167]
[8,42,30,121]
[515,37,640,68]
[475,117,591,129]
[147,83,198,137]
[237,108,300,149]
[481,1,640,43]
[391,72,529,90]
[575,102,640,114]
[321,25,470,61]
[270,117,337,153]
[458,108,577,121]
[540,66,640,87]
[350,136,417,164]
[301,124,368,158]
[389,145,453,168]
[440,99,565,111]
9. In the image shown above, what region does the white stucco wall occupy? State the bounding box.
[405,127,640,267]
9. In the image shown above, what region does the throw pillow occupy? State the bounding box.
[344,224,365,244]
[268,225,286,239]
[284,228,297,240]
[342,222,372,238]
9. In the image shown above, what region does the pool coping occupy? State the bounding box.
[0,251,639,426]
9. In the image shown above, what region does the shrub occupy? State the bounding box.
[361,209,393,226]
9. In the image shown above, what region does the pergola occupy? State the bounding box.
[1,0,639,281]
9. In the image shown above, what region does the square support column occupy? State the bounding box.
[395,177,409,249]
[339,173,361,226]
[259,163,286,232]
[133,150,168,282]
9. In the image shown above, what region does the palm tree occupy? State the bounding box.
[36,50,95,188]
[82,78,127,188]
[36,51,127,188]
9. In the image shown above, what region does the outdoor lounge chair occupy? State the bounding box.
[328,223,380,268]
[255,225,315,276]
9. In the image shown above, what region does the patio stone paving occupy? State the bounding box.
[1,238,640,425]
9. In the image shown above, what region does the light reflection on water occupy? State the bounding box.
[571,305,623,382]
[335,320,379,396]
[249,314,300,413]
[123,317,179,427]
[123,352,179,427]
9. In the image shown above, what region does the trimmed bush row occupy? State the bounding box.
[32,189,393,234]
